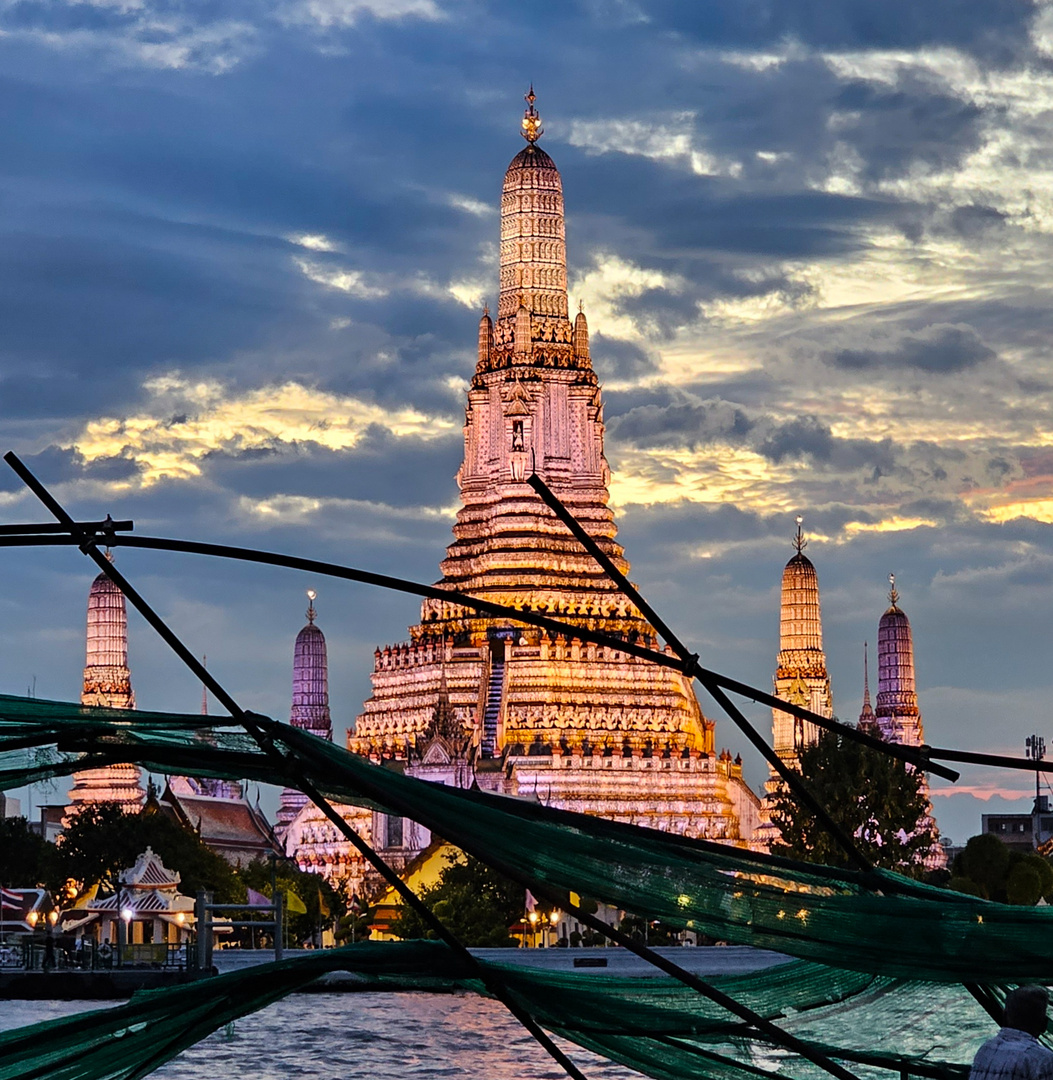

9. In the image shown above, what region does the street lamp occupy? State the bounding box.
[528,910,539,948]
[549,909,560,947]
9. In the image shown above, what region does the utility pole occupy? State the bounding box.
[1027,735,1046,846]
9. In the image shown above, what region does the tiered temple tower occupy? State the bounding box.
[277,592,333,830]
[874,574,945,868]
[285,91,760,893]
[875,575,922,746]
[66,558,145,816]
[770,518,833,765]
[756,518,833,847]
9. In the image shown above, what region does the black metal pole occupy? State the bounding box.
[526,470,874,874]
[0,529,959,783]
[2,451,593,1080]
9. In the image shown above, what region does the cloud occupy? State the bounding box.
[69,376,456,485]
[829,323,997,373]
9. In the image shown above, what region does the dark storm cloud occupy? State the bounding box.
[830,324,997,374]
[200,430,463,508]
[0,445,140,493]
[590,334,659,381]
[609,395,899,474]
[642,0,1037,60]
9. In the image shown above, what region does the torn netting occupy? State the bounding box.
[0,694,1049,983]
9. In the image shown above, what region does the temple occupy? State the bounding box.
[872,574,945,868]
[285,91,759,894]
[278,592,334,829]
[875,575,922,747]
[65,557,145,817]
[756,518,833,846]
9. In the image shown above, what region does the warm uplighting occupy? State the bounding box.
[48,910,59,926]
[26,911,38,928]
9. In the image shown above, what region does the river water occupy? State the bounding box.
[0,977,1001,1079]
[0,992,640,1080]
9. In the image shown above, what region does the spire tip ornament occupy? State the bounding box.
[792,515,806,554]
[306,589,317,624]
[521,85,543,143]
[888,572,899,608]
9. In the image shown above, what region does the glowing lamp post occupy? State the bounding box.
[528,910,539,948]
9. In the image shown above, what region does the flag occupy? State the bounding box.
[246,887,269,907]
[0,888,22,911]
[285,889,307,915]
[525,889,537,912]
[317,887,330,919]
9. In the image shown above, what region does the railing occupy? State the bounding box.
[3,938,189,971]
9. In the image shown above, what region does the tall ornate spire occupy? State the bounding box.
[66,555,144,817]
[875,575,921,746]
[278,590,333,829]
[476,89,586,380]
[857,641,876,732]
[773,517,832,757]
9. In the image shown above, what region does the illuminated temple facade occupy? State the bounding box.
[65,558,145,817]
[284,93,760,894]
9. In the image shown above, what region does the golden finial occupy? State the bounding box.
[483,303,490,317]
[792,515,806,554]
[521,85,543,143]
[888,573,899,608]
[578,298,584,314]
[306,589,317,624]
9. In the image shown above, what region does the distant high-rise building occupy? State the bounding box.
[66,557,144,816]
[277,591,333,831]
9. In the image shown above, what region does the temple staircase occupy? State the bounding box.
[481,657,506,757]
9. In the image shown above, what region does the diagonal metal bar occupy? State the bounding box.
[525,473,954,780]
[0,529,960,783]
[526,471,873,874]
[3,451,592,1080]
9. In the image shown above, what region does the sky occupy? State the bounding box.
[2,0,1053,845]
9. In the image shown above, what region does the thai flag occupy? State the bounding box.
[0,888,22,911]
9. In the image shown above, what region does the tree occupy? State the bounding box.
[389,851,523,947]
[53,802,238,902]
[0,817,51,888]
[769,730,935,875]
[949,835,1053,905]
[238,858,344,946]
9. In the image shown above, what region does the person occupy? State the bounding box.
[98,937,113,969]
[971,986,1053,1080]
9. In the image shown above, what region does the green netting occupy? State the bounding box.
[0,693,1050,983]
[0,942,993,1080]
